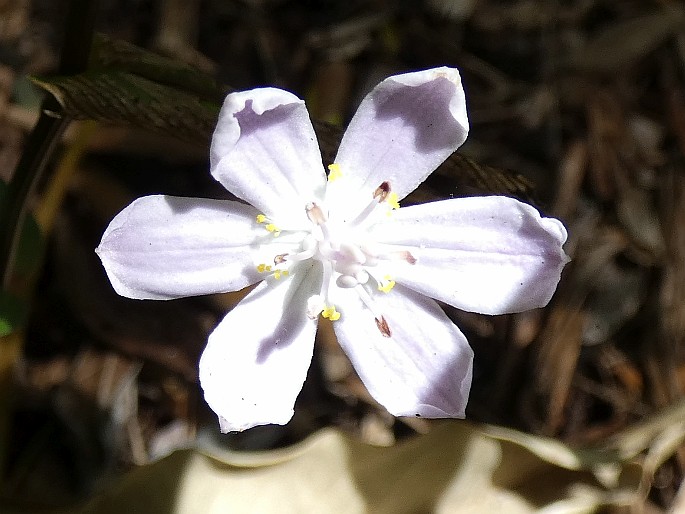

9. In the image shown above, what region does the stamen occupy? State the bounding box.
[350,181,396,227]
[327,163,342,182]
[258,262,290,280]
[320,260,333,303]
[399,250,417,265]
[355,284,384,321]
[349,200,379,227]
[265,223,281,236]
[322,305,341,321]
[375,316,392,338]
[386,192,400,211]
[306,202,327,225]
[367,246,417,265]
[377,275,396,293]
[256,213,280,235]
[373,181,391,202]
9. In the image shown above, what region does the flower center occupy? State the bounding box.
[255,165,415,336]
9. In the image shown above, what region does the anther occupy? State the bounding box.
[350,181,395,227]
[306,202,327,225]
[373,181,391,202]
[386,192,400,210]
[401,251,417,265]
[322,305,341,321]
[377,275,396,293]
[375,316,392,337]
[274,254,287,265]
[327,163,342,182]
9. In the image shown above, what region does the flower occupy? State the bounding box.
[96,67,569,432]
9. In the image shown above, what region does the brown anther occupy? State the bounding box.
[306,202,327,225]
[375,316,392,338]
[373,181,391,202]
[388,250,417,264]
[403,251,417,265]
[274,254,287,265]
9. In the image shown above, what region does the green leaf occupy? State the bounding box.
[33,71,220,145]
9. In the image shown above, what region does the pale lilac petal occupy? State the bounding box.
[327,67,469,220]
[199,263,320,432]
[96,195,264,300]
[330,284,473,418]
[368,196,569,315]
[211,87,327,227]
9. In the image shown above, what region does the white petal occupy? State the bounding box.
[368,196,569,315]
[199,263,320,432]
[210,87,327,227]
[330,284,473,418]
[327,67,469,220]
[96,195,263,300]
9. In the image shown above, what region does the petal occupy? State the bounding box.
[368,196,569,315]
[327,67,469,220]
[330,284,473,418]
[199,262,320,432]
[96,195,264,300]
[210,87,327,227]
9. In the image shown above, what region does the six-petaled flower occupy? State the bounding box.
[96,67,569,432]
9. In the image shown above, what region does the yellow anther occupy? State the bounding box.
[387,192,400,210]
[265,223,281,236]
[259,263,290,279]
[378,275,396,293]
[256,214,267,224]
[322,305,341,321]
[327,163,342,182]
[273,269,289,280]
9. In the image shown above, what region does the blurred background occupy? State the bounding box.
[1,0,685,511]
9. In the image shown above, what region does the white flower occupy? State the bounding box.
[96,67,569,432]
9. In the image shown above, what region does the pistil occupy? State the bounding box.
[261,180,412,325]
